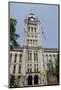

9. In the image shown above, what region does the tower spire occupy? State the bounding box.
[30,10,34,15]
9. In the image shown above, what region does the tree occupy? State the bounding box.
[9,75,20,88]
[54,53,59,81]
[46,53,59,82]
[10,18,20,49]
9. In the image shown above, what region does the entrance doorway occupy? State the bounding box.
[34,75,38,84]
[28,75,32,85]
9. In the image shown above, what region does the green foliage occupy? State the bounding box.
[9,75,20,88]
[46,54,59,81]
[10,18,20,49]
[54,54,59,81]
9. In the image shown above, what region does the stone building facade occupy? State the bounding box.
[9,13,58,87]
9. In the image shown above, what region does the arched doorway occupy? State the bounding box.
[34,75,38,85]
[28,75,32,85]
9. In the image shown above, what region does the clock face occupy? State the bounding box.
[30,17,34,21]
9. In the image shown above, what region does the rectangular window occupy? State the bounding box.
[18,65,21,73]
[27,64,32,72]
[30,39,32,44]
[34,27,36,33]
[14,54,17,62]
[28,27,30,32]
[10,54,12,62]
[27,68,29,72]
[34,51,38,61]
[30,53,32,61]
[36,40,37,45]
[31,27,33,32]
[18,76,20,79]
[34,64,38,72]
[28,51,32,61]
[13,65,16,74]
[37,64,38,72]
[33,40,35,45]
[37,68,38,72]
[19,54,22,62]
[34,68,36,72]
[27,39,29,44]
[46,55,48,63]
[33,40,37,45]
[27,68,32,73]
[30,68,32,72]
[34,64,36,72]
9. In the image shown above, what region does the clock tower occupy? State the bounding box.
[21,12,47,86]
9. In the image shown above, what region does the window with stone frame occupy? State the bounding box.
[34,27,36,33]
[13,65,16,74]
[28,26,30,32]
[27,64,32,72]
[53,54,56,60]
[14,54,17,63]
[33,40,37,45]
[19,54,22,62]
[50,54,52,60]
[18,65,21,73]
[10,53,12,62]
[31,27,33,32]
[46,54,48,63]
[28,51,32,61]
[30,39,32,45]
[30,68,32,72]
[33,40,35,45]
[34,51,38,61]
[27,39,29,44]
[36,40,37,45]
[27,68,29,72]
[34,64,36,72]
[34,64,38,72]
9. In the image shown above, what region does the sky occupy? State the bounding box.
[10,2,59,48]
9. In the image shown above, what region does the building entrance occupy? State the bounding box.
[28,75,32,85]
[34,75,38,84]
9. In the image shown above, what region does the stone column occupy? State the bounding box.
[39,49,44,72]
[10,64,13,74]
[15,64,19,75]
[16,53,20,63]
[15,54,19,75]
[32,75,34,86]
[11,53,15,63]
[21,48,26,76]
[38,74,41,85]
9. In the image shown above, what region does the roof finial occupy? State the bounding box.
[30,10,34,15]
[31,10,32,12]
